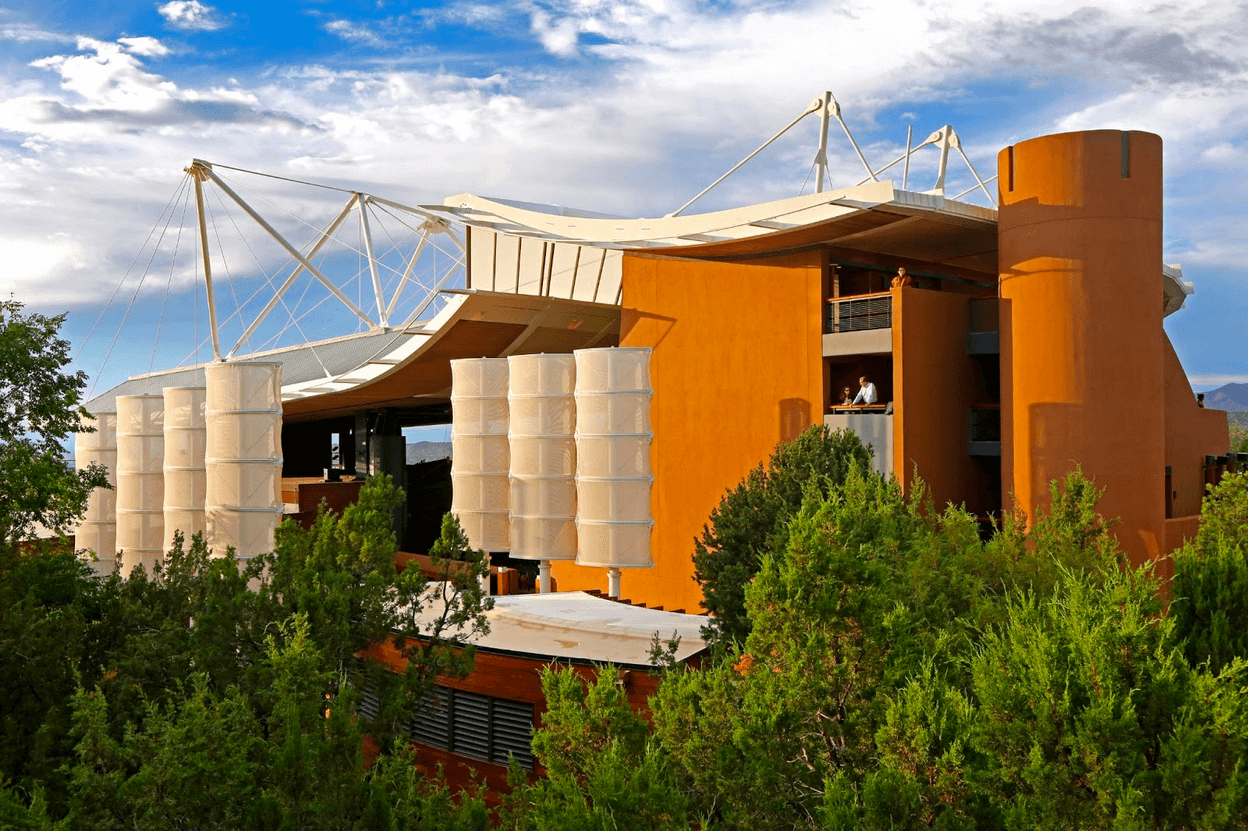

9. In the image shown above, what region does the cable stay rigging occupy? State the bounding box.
[79,160,471,398]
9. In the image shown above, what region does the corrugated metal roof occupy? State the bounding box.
[85,328,411,414]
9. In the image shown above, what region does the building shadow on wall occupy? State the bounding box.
[780,398,811,443]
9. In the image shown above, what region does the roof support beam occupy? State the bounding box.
[402,259,462,326]
[387,223,431,322]
[357,196,388,328]
[192,159,377,329]
[368,196,466,255]
[226,193,358,358]
[954,144,998,207]
[187,163,222,361]
[826,93,877,185]
[815,90,832,193]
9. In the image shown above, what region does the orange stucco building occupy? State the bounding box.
[85,128,1233,615]
[79,127,1236,786]
[549,129,1230,609]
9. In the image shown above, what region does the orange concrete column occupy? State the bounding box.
[998,130,1165,568]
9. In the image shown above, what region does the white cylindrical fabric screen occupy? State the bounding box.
[115,395,165,577]
[75,412,117,574]
[205,362,283,565]
[574,347,654,568]
[163,386,207,552]
[450,357,511,552]
[508,354,577,562]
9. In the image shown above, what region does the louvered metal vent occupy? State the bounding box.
[353,669,384,721]
[407,686,450,749]
[491,698,537,770]
[406,684,535,771]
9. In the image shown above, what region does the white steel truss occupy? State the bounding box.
[670,91,999,217]
[183,160,466,360]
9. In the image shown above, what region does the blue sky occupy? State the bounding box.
[2,0,1247,415]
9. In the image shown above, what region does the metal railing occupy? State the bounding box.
[826,292,892,333]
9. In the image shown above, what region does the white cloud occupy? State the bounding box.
[118,36,170,58]
[2,37,307,143]
[27,37,177,113]
[428,3,513,28]
[1188,374,1248,389]
[0,234,89,295]
[0,22,71,43]
[528,8,581,57]
[3,0,1248,368]
[157,1,226,32]
[323,19,386,47]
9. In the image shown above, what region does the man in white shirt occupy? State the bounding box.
[851,375,877,405]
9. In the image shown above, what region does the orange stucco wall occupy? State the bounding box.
[1162,332,1230,519]
[550,251,824,612]
[1165,515,1202,557]
[893,287,977,511]
[999,130,1166,569]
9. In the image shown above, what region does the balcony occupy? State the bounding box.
[824,292,892,357]
[824,409,893,475]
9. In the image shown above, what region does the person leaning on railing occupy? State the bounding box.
[851,376,878,405]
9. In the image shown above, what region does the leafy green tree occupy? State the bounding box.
[500,666,689,830]
[360,750,490,830]
[653,464,1150,829]
[654,469,932,827]
[61,613,490,829]
[1172,472,1248,672]
[965,565,1177,828]
[0,779,52,830]
[348,510,493,753]
[1230,418,1247,454]
[1153,657,1248,829]
[836,662,983,829]
[0,478,493,826]
[0,298,108,543]
[692,425,871,645]
[0,539,109,815]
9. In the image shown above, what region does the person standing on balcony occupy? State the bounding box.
[851,375,878,406]
[891,267,913,288]
[840,386,853,405]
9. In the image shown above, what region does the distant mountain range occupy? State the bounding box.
[1200,382,1248,412]
[406,441,452,465]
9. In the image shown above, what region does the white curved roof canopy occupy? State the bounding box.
[87,177,1196,419]
[434,180,996,250]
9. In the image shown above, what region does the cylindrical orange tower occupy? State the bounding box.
[998,130,1165,568]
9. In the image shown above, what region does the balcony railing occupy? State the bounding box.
[826,292,892,333]
[824,411,893,475]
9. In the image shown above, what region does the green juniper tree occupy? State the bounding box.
[526,454,1248,831]
[691,425,871,645]
[0,298,108,544]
